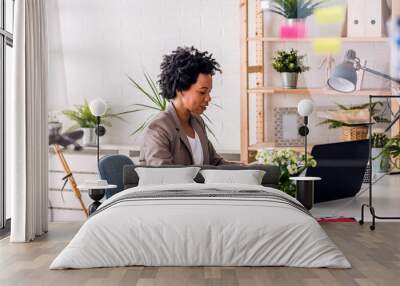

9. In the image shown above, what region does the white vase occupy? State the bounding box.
[81,128,97,146]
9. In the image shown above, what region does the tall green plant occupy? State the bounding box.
[62,99,126,131]
[266,0,325,19]
[127,72,221,140]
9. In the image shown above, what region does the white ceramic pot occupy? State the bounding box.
[81,128,97,146]
[371,148,390,174]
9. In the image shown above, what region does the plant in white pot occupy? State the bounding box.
[264,0,325,37]
[272,49,309,89]
[62,100,125,146]
[263,0,328,19]
[372,132,390,173]
[380,136,400,171]
[264,0,325,19]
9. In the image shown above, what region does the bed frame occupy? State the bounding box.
[123,164,281,190]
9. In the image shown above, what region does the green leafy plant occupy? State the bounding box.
[371,132,390,172]
[371,132,389,148]
[256,149,317,197]
[62,99,125,131]
[319,102,389,129]
[272,49,309,73]
[265,0,325,19]
[380,136,400,169]
[127,72,221,139]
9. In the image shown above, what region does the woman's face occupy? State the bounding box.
[179,73,212,115]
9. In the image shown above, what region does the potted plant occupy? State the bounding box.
[265,0,324,20]
[272,49,309,89]
[127,72,221,139]
[256,148,317,197]
[380,136,400,170]
[62,100,124,146]
[318,102,389,141]
[265,0,324,37]
[371,132,390,173]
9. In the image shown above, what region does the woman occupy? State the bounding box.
[139,46,231,166]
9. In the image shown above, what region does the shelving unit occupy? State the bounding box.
[240,0,400,163]
[247,88,392,96]
[247,37,390,43]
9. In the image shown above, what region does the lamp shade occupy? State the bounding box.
[327,62,357,93]
[297,99,314,117]
[89,98,107,117]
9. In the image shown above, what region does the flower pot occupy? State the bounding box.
[280,18,306,39]
[281,72,298,89]
[81,128,97,146]
[372,148,390,174]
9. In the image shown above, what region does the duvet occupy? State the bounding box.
[50,183,351,269]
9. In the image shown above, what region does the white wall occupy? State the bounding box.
[46,0,241,150]
[47,0,392,151]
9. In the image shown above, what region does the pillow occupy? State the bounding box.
[200,169,266,185]
[135,167,201,186]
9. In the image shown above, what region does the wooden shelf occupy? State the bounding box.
[247,37,389,43]
[239,0,400,163]
[247,87,392,96]
[248,142,314,153]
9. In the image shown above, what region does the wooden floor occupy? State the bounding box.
[0,222,399,286]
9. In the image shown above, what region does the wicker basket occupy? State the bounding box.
[342,126,369,141]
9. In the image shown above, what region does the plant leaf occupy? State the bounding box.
[127,75,161,107]
[129,103,162,111]
[129,114,157,136]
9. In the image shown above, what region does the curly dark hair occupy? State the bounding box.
[158,46,222,100]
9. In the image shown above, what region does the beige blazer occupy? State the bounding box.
[139,103,228,166]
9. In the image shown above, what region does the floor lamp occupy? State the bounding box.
[328,49,400,230]
[85,98,109,215]
[297,99,314,166]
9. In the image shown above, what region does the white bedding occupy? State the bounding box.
[50,183,351,269]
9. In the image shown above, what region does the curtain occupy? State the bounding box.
[10,0,48,242]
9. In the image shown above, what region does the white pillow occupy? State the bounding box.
[135,167,201,186]
[200,169,266,185]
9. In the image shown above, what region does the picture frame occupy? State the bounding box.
[274,107,303,147]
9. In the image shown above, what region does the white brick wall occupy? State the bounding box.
[47,0,241,150]
[47,0,392,150]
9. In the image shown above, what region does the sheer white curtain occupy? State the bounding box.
[10,0,48,242]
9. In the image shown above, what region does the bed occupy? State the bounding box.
[50,165,351,269]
